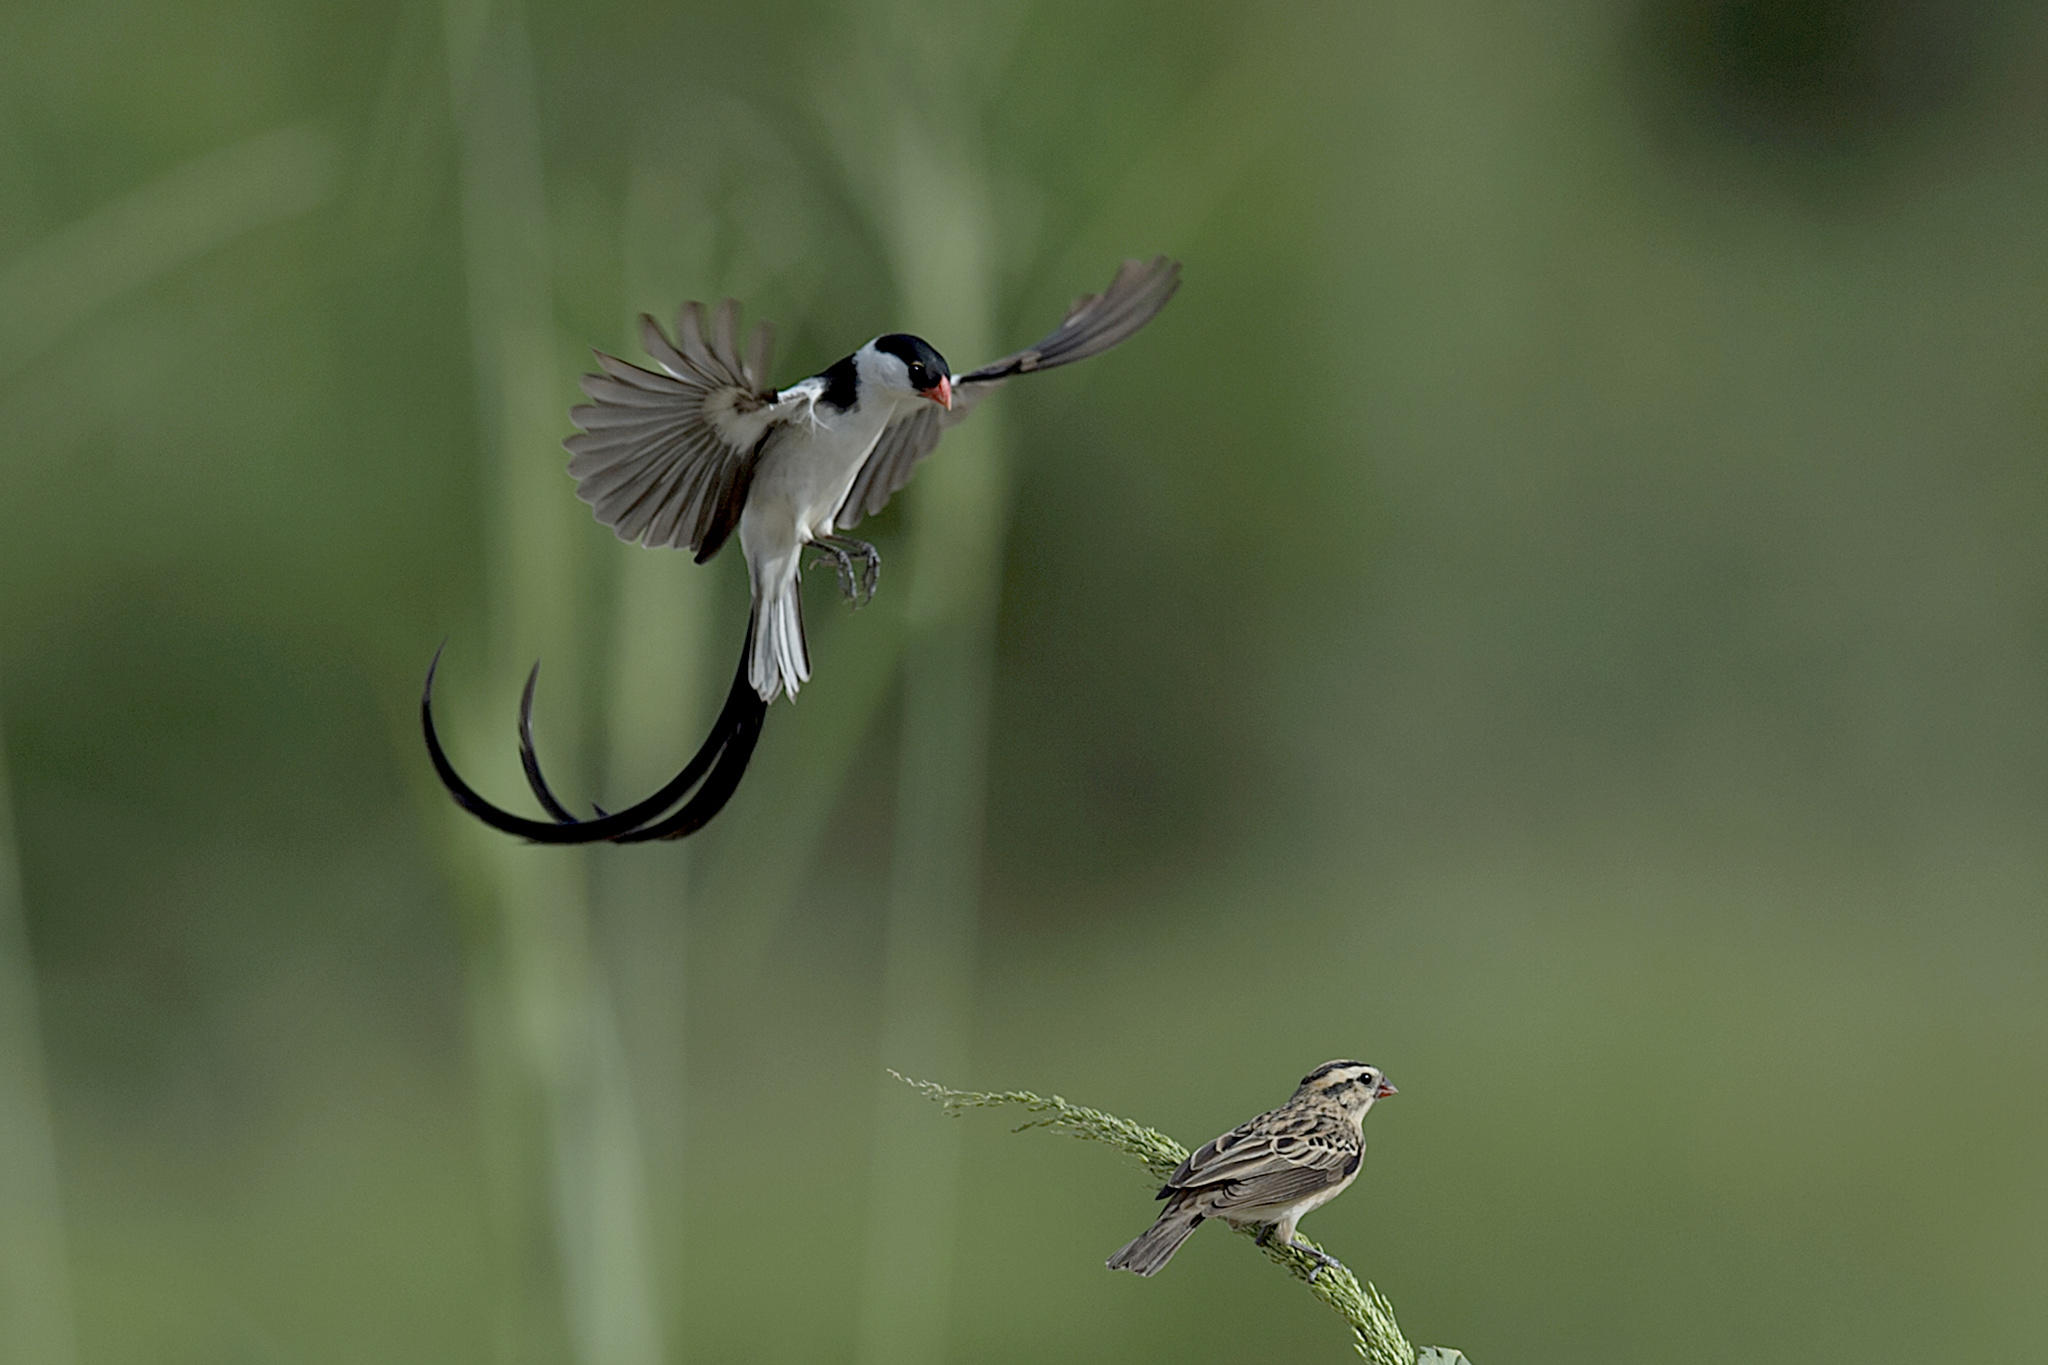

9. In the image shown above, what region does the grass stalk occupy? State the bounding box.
[441,3,659,1362]
[0,98,354,1365]
[849,115,1007,1365]
[575,153,742,1344]
[0,689,76,1365]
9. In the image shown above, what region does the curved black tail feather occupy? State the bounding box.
[420,620,766,844]
[613,690,767,842]
[516,663,585,823]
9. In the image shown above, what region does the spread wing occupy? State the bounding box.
[834,255,1181,529]
[563,299,788,563]
[1161,1110,1361,1214]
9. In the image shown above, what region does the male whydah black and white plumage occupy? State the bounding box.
[422,255,1181,843]
[1106,1061,1397,1280]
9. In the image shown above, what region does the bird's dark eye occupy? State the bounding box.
[908,363,927,385]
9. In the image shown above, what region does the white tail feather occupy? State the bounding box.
[748,559,807,702]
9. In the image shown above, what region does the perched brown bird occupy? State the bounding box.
[1106,1060,1397,1279]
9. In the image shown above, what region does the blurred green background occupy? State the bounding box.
[3,1,2044,1362]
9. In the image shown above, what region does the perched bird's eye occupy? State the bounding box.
[908,363,928,385]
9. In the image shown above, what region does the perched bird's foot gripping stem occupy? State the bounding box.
[806,535,880,606]
[1256,1225,1346,1284]
[1293,1240,1346,1284]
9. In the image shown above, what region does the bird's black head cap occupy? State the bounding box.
[873,333,951,389]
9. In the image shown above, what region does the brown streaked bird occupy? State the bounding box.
[1106,1060,1397,1280]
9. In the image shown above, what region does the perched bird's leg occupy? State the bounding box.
[1253,1222,1344,1283]
[806,534,881,606]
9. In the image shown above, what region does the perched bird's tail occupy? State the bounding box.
[748,552,809,702]
[1105,1203,1205,1277]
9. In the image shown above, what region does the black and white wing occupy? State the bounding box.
[564,299,788,563]
[834,255,1181,529]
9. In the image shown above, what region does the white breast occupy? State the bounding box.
[745,391,896,543]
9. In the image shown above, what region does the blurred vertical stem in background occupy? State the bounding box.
[0,111,342,1365]
[0,691,76,1365]
[583,154,729,1341]
[442,3,660,1363]
[849,54,1008,1365]
[835,20,1300,1358]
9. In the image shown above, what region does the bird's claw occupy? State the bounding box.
[807,537,880,607]
[822,548,860,602]
[1257,1225,1343,1283]
[1292,1239,1345,1284]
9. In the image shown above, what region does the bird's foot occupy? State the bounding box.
[1287,1238,1345,1285]
[807,536,880,606]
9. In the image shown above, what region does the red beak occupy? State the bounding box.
[1375,1081,1398,1098]
[926,375,953,411]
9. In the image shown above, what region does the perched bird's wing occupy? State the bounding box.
[834,255,1181,528]
[1206,1138,1361,1214]
[1161,1111,1361,1212]
[564,299,790,563]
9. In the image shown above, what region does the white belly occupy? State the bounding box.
[744,404,891,545]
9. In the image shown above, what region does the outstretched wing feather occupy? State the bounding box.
[834,256,1179,528]
[563,298,783,562]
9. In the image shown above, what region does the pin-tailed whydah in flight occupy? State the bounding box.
[423,256,1180,842]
